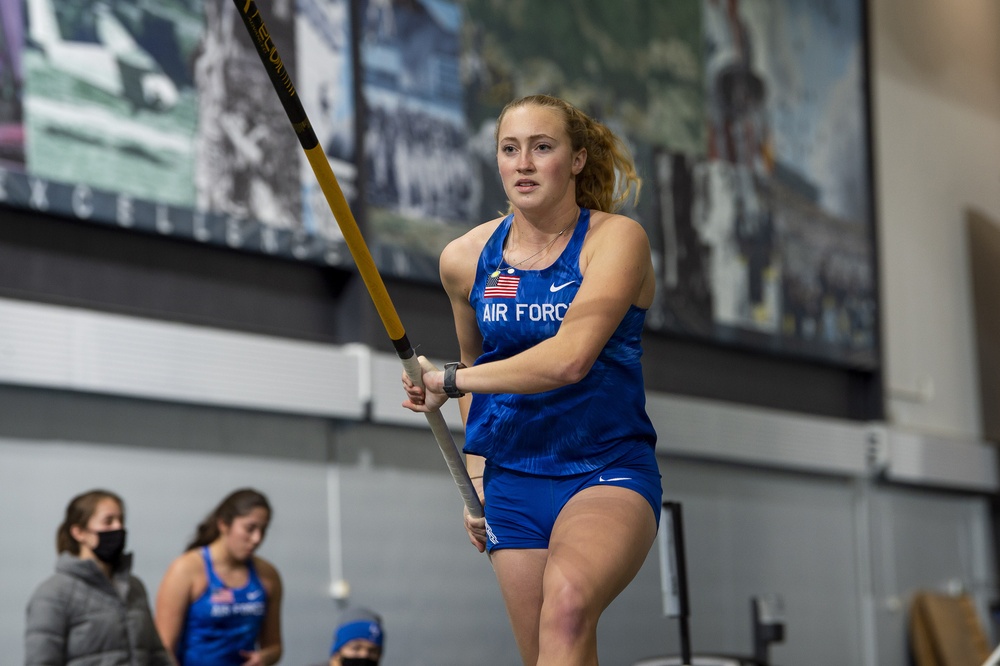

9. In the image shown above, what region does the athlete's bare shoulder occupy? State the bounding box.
[173,547,203,572]
[252,555,281,583]
[580,210,655,307]
[440,216,505,292]
[442,216,504,260]
[582,210,650,258]
[586,210,648,237]
[161,547,206,590]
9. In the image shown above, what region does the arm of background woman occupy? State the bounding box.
[251,558,283,666]
[24,579,68,666]
[131,577,179,666]
[440,214,654,397]
[154,555,196,657]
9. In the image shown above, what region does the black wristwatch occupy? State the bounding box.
[443,362,466,398]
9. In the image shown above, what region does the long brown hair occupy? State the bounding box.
[56,490,124,555]
[186,488,271,551]
[494,94,641,213]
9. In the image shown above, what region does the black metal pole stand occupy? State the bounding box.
[662,501,692,666]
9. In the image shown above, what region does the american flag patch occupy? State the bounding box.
[485,273,520,298]
[211,588,235,604]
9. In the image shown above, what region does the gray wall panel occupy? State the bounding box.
[651,460,866,665]
[870,486,996,666]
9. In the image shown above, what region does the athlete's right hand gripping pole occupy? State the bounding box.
[231,0,482,519]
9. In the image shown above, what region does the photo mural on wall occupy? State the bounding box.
[0,0,877,369]
[670,0,877,368]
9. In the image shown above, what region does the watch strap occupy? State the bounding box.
[443,362,466,398]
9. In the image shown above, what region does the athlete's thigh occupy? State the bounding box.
[545,485,657,609]
[490,548,548,659]
[491,548,547,614]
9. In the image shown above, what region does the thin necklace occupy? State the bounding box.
[491,211,578,277]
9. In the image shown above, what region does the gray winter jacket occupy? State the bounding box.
[24,552,172,666]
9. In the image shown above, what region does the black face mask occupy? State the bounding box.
[339,658,379,666]
[92,528,127,564]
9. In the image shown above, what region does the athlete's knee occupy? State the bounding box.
[539,576,598,646]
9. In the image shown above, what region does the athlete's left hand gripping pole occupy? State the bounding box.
[232,0,483,519]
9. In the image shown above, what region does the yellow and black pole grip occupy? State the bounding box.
[231,0,483,519]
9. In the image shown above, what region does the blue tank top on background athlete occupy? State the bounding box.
[177,547,267,666]
[464,208,657,476]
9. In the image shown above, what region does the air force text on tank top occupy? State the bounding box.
[465,209,657,476]
[177,546,267,666]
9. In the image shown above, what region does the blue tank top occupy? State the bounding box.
[177,547,268,666]
[464,208,657,475]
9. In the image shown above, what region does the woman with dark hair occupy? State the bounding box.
[155,488,283,666]
[25,489,172,665]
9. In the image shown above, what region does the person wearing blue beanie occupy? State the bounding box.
[329,606,384,666]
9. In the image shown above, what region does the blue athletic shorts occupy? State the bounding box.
[482,442,662,553]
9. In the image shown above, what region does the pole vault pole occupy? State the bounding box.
[231,0,483,518]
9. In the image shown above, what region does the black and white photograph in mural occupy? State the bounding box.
[22,0,198,204]
[360,0,478,281]
[193,0,300,238]
[0,0,23,166]
[295,0,354,252]
[651,0,877,368]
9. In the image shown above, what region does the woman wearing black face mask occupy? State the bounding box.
[24,489,172,666]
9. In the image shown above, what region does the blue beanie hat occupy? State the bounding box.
[331,607,384,656]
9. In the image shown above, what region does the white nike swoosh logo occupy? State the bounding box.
[549,281,577,292]
[599,476,632,482]
[246,590,263,600]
